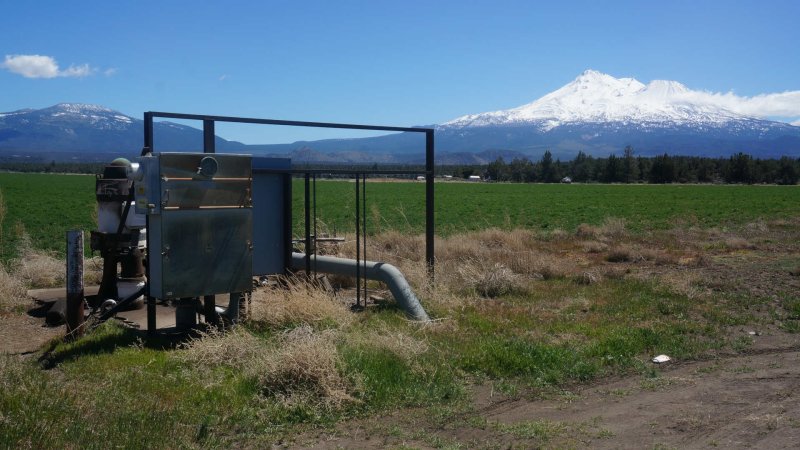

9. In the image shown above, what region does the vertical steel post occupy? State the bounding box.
[66,230,84,337]
[203,119,217,324]
[362,171,367,303]
[145,218,156,335]
[144,113,155,334]
[304,173,311,274]
[143,112,153,154]
[282,173,292,274]
[425,130,435,279]
[355,174,361,308]
[203,119,216,153]
[312,173,317,277]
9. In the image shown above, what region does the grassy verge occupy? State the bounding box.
[2,214,799,447]
[1,172,799,446]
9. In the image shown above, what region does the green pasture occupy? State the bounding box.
[300,180,800,236]
[1,172,798,259]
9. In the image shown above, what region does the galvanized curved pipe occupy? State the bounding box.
[290,252,430,321]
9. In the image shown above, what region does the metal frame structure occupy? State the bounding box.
[142,111,435,333]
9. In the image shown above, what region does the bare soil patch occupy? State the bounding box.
[298,343,800,449]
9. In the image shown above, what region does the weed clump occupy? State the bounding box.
[10,234,65,288]
[576,217,627,240]
[250,277,352,330]
[259,326,352,408]
[723,237,754,250]
[605,245,639,263]
[179,325,353,410]
[0,264,28,312]
[458,261,521,298]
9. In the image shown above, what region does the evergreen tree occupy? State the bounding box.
[570,151,594,182]
[777,156,799,185]
[725,152,754,184]
[539,150,557,183]
[622,146,639,183]
[603,154,623,182]
[649,153,676,183]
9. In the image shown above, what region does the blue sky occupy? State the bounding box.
[2,0,799,144]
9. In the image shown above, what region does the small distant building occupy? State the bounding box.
[468,175,482,182]
[561,176,572,184]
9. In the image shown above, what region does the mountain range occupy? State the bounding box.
[1,70,799,164]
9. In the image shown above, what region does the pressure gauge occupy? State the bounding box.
[198,156,218,177]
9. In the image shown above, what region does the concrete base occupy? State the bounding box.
[27,286,177,331]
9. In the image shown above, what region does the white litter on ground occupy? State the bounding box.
[652,354,671,364]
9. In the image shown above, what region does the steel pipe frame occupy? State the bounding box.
[143,111,435,335]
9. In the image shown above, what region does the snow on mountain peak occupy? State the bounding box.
[51,103,116,114]
[442,70,744,130]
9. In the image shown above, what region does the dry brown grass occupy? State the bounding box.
[5,232,101,289]
[576,217,627,241]
[286,217,784,327]
[352,326,429,365]
[250,277,353,330]
[0,188,6,259]
[723,237,755,250]
[179,325,353,409]
[457,260,522,298]
[254,326,353,408]
[581,241,608,254]
[0,264,28,312]
[639,249,681,265]
[655,271,708,300]
[605,245,640,263]
[10,234,65,288]
[368,230,425,261]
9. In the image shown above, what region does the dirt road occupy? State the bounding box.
[302,338,800,449]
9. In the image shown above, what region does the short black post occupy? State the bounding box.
[66,230,85,337]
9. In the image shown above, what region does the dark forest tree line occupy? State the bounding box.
[2,150,799,185]
[448,147,799,185]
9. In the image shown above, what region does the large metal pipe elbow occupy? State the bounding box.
[290,253,430,321]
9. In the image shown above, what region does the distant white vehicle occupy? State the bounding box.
[561,176,572,184]
[416,175,425,181]
[468,175,482,181]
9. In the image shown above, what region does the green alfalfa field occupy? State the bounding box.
[1,172,800,448]
[1,172,798,258]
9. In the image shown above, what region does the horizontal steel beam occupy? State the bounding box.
[146,111,433,134]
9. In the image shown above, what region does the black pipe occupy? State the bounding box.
[355,174,361,308]
[304,173,311,275]
[425,130,435,279]
[362,172,367,303]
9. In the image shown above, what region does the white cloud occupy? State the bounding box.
[1,54,97,78]
[219,74,228,81]
[2,54,59,78]
[791,119,800,127]
[60,63,93,77]
[104,67,118,76]
[687,90,800,118]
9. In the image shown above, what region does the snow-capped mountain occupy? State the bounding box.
[432,70,800,158]
[0,103,249,161]
[443,70,750,129]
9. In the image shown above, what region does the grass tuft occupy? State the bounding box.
[0,264,28,312]
[249,277,353,330]
[457,260,522,298]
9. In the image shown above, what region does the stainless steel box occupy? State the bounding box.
[141,153,254,299]
[149,209,252,298]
